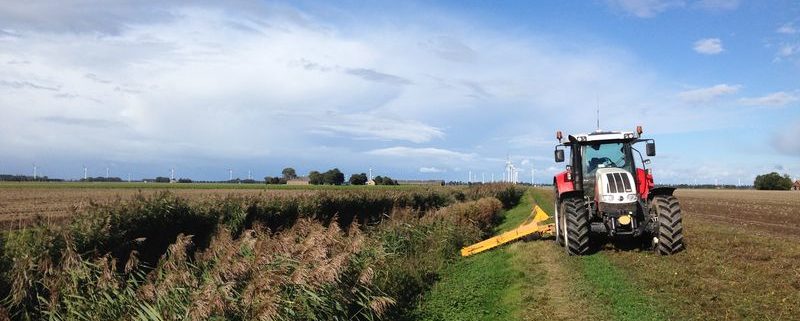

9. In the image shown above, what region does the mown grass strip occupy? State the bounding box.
[495,189,535,233]
[414,189,533,321]
[415,249,518,321]
[577,255,665,321]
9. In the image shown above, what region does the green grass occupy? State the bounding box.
[575,255,665,321]
[415,249,518,321]
[414,190,532,321]
[494,188,533,233]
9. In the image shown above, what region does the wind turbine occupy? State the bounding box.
[228,169,233,181]
[531,167,535,186]
[33,162,37,180]
[83,165,87,180]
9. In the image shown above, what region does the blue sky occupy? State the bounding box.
[1,0,798,184]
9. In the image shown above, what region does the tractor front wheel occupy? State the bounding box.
[562,197,589,255]
[650,195,685,255]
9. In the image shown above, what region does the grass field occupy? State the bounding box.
[1,183,798,320]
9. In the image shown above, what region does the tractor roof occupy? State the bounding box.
[567,130,638,144]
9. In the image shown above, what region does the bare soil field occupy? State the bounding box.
[676,189,800,237]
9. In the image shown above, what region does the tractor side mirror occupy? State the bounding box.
[646,142,656,156]
[555,149,565,163]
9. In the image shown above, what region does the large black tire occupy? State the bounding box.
[563,197,590,255]
[651,195,685,255]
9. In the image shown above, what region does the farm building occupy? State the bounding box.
[287,177,310,185]
[793,180,800,190]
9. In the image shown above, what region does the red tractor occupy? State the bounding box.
[552,126,684,255]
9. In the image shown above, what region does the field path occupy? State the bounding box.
[414,190,610,320]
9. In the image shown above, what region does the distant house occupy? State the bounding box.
[366,179,376,186]
[793,180,800,191]
[287,177,310,185]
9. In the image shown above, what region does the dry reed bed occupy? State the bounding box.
[0,185,524,321]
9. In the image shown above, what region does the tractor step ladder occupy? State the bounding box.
[460,205,555,257]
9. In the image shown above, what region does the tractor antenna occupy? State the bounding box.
[596,94,600,131]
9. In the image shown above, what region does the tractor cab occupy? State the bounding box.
[554,127,655,202]
[552,126,684,256]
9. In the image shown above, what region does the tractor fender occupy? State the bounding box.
[558,190,584,202]
[648,187,676,200]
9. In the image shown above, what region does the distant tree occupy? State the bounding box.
[372,175,398,185]
[349,173,368,185]
[242,179,257,184]
[178,178,192,183]
[282,167,297,180]
[323,168,345,185]
[155,176,170,183]
[754,172,792,190]
[308,171,324,185]
[264,176,285,185]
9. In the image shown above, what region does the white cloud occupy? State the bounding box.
[694,0,739,11]
[777,44,799,57]
[419,167,445,173]
[777,23,797,35]
[693,38,724,55]
[367,147,475,161]
[774,121,800,156]
[606,0,685,18]
[678,84,740,102]
[308,112,444,143]
[738,92,798,106]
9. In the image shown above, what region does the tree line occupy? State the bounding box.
[263,167,398,186]
[754,172,795,190]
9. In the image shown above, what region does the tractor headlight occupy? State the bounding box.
[602,195,614,202]
[627,194,638,201]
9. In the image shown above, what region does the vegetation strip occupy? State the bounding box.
[0,184,527,320]
[413,191,535,321]
[576,255,664,321]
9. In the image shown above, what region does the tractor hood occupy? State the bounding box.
[595,168,638,204]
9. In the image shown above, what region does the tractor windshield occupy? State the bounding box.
[582,142,633,175]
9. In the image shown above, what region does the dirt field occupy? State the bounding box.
[676,189,800,237]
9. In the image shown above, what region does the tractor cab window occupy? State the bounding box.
[582,143,631,175]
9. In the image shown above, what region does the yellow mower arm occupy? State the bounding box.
[460,206,554,257]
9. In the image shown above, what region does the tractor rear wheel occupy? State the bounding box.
[650,195,685,255]
[563,197,589,255]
